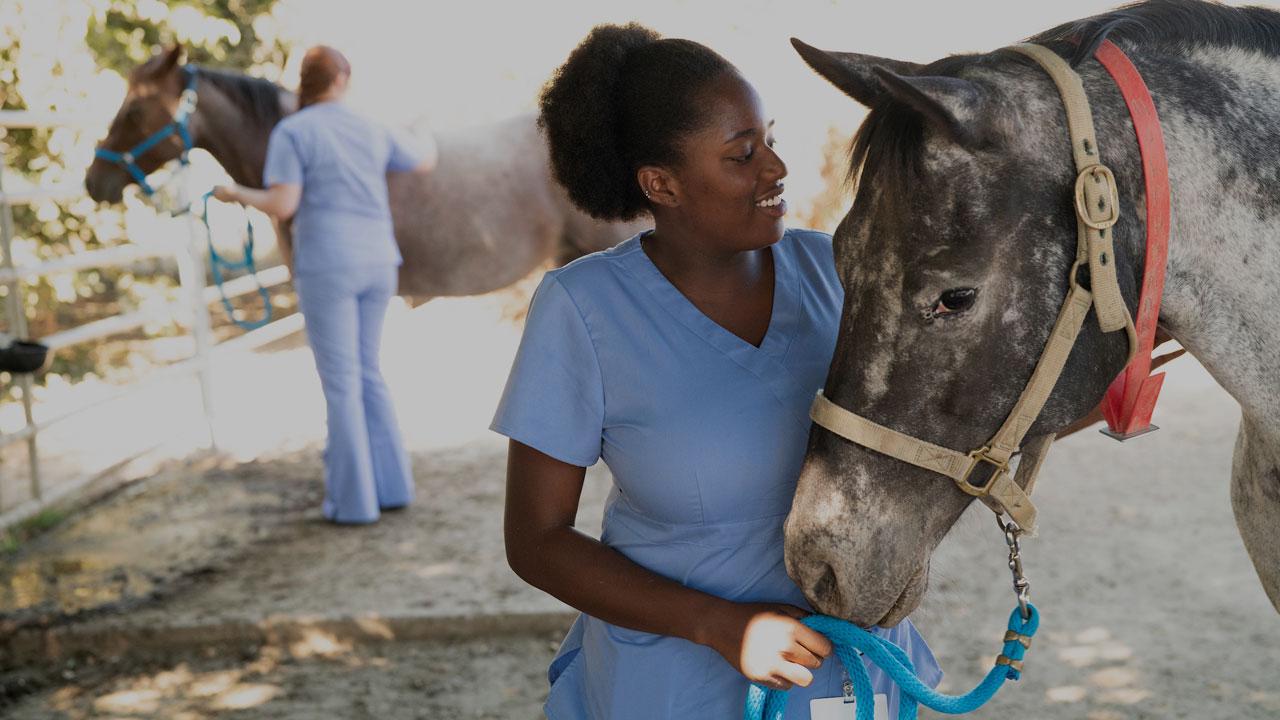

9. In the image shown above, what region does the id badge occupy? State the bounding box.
[809,693,888,720]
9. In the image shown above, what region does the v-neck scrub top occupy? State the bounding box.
[491,229,941,719]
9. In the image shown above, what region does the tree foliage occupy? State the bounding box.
[0,0,287,396]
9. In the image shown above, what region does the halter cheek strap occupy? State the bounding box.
[810,40,1170,534]
[94,66,198,196]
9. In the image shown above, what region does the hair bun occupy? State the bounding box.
[538,23,660,221]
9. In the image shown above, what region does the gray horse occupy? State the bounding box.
[84,46,646,299]
[784,0,1280,628]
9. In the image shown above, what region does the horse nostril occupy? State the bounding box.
[814,562,837,600]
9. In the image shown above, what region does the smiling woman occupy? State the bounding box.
[492,22,941,720]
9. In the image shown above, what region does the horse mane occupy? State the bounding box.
[844,0,1280,202]
[1033,0,1280,66]
[191,66,291,129]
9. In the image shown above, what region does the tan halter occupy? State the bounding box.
[810,44,1140,534]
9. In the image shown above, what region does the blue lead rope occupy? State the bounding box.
[199,190,273,331]
[744,603,1038,720]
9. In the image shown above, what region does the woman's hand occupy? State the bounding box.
[212,184,240,203]
[703,602,833,690]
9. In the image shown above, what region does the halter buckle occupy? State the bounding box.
[1074,164,1120,230]
[958,446,1010,495]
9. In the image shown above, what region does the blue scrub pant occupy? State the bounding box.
[294,264,413,523]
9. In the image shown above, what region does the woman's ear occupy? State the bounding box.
[637,166,679,208]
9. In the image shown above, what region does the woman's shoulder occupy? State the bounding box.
[781,227,833,256]
[780,227,843,309]
[542,232,647,297]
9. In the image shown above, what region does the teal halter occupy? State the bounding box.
[94,66,198,196]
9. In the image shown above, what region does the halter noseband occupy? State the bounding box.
[811,40,1171,535]
[94,66,198,196]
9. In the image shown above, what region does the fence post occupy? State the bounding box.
[0,159,42,508]
[174,179,218,451]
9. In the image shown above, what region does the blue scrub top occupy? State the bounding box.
[263,101,423,276]
[491,229,942,719]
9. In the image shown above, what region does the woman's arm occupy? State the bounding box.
[504,439,832,690]
[213,183,302,221]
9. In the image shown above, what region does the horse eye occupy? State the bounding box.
[939,287,977,312]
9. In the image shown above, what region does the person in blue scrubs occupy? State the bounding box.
[214,46,436,524]
[493,25,941,719]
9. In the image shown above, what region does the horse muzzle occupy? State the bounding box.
[85,162,127,203]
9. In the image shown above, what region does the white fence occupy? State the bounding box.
[0,111,297,529]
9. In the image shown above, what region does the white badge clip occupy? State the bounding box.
[810,692,889,720]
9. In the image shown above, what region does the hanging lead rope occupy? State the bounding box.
[745,520,1037,720]
[743,604,1038,720]
[199,190,273,331]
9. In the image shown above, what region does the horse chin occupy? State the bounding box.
[85,173,125,204]
[875,562,929,628]
[807,560,929,628]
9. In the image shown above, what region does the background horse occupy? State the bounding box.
[783,0,1280,628]
[83,46,647,299]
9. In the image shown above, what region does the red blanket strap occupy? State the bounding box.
[1094,40,1171,438]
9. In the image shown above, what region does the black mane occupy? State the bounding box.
[845,0,1280,198]
[1034,0,1280,66]
[193,66,291,128]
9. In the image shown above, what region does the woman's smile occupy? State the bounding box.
[755,185,787,217]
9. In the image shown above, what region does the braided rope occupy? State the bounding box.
[200,190,273,331]
[744,604,1038,720]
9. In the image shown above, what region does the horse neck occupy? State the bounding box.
[1115,45,1280,431]
[189,77,292,188]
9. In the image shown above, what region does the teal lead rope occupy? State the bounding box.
[743,603,1039,720]
[199,190,273,331]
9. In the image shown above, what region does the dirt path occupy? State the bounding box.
[1,291,1277,719]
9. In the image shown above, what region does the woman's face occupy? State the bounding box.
[661,72,788,252]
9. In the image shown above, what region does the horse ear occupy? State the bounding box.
[871,68,988,148]
[790,38,923,107]
[159,44,184,73]
[135,44,184,83]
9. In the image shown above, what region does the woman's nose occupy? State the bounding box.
[763,145,787,181]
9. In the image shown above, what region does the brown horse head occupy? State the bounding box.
[85,45,192,202]
[781,35,1145,627]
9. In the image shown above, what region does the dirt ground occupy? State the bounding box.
[1,291,1277,719]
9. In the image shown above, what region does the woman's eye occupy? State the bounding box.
[922,287,978,321]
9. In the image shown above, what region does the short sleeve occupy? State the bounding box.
[264,125,303,186]
[385,127,425,172]
[490,274,605,467]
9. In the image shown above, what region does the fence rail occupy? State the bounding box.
[0,110,298,527]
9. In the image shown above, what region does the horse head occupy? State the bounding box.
[85,45,193,202]
[782,39,1143,627]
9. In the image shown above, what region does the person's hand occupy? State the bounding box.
[211,184,239,203]
[703,602,832,691]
